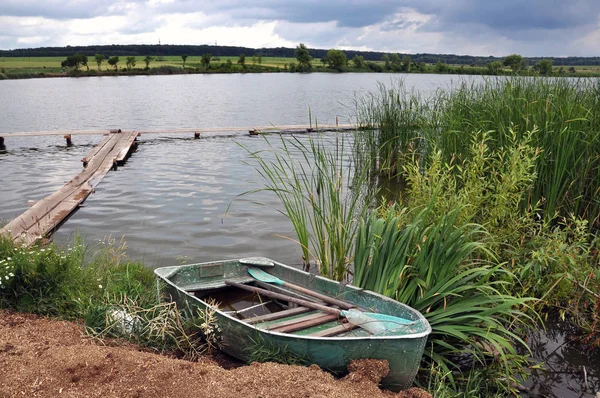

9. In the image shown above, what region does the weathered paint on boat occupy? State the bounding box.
[154,258,431,390]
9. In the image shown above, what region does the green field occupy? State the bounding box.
[0,55,313,74]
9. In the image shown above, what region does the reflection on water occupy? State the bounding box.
[521,313,600,398]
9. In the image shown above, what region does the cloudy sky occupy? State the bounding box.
[1,0,600,57]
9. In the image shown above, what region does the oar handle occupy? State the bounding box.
[282,281,355,310]
[225,280,342,316]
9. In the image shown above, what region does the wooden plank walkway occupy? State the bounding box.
[0,124,354,138]
[0,130,139,247]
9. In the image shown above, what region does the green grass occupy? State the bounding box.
[0,235,217,358]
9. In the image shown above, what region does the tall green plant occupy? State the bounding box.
[236,134,374,280]
[353,200,534,390]
[355,78,600,227]
[354,81,430,177]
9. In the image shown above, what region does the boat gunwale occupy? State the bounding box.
[155,258,432,341]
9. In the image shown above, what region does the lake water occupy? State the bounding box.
[0,73,457,267]
[0,72,598,396]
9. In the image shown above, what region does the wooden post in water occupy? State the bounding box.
[0,136,5,150]
[194,132,200,139]
[64,134,73,147]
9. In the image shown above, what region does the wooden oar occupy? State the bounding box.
[225,280,415,335]
[247,267,355,310]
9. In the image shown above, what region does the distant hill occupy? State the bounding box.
[2,44,599,66]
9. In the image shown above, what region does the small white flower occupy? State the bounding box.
[40,249,45,252]
[8,273,14,277]
[4,276,8,280]
[6,257,11,261]
[98,284,103,289]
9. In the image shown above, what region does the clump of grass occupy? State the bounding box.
[0,235,88,317]
[0,235,220,358]
[354,80,430,177]
[236,134,375,280]
[353,198,534,391]
[85,296,221,360]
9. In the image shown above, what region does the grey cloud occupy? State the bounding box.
[150,0,402,28]
[0,0,123,19]
[403,0,599,34]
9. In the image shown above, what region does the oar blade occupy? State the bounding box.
[248,267,284,285]
[341,309,417,336]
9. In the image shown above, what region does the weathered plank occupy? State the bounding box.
[245,306,312,324]
[0,131,139,246]
[84,134,112,161]
[269,314,339,334]
[307,322,358,337]
[2,124,354,137]
[261,311,326,330]
[115,132,138,163]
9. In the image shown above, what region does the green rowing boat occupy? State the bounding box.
[154,257,431,390]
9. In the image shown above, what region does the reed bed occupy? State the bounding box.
[355,77,600,227]
[236,134,375,280]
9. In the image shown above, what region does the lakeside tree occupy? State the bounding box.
[201,53,212,69]
[61,53,87,70]
[238,53,246,65]
[416,62,426,72]
[295,43,312,72]
[487,61,503,74]
[143,56,154,69]
[401,55,411,72]
[94,54,104,70]
[535,59,553,75]
[126,56,136,70]
[320,57,328,67]
[382,54,390,70]
[107,56,119,71]
[181,54,188,68]
[435,60,449,73]
[80,54,89,71]
[391,53,402,71]
[503,54,524,72]
[327,49,347,71]
[352,55,366,69]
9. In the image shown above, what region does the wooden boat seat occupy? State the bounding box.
[307,322,358,337]
[180,276,255,292]
[245,306,312,324]
[260,312,339,332]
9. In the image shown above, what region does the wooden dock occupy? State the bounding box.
[0,130,139,247]
[0,124,354,138]
[0,123,357,247]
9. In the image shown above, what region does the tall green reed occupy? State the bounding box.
[354,81,431,177]
[236,134,375,280]
[355,77,600,228]
[353,197,534,390]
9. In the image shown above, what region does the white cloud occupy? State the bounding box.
[1,1,600,56]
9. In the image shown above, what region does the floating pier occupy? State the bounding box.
[0,123,354,143]
[0,123,357,247]
[0,130,139,247]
